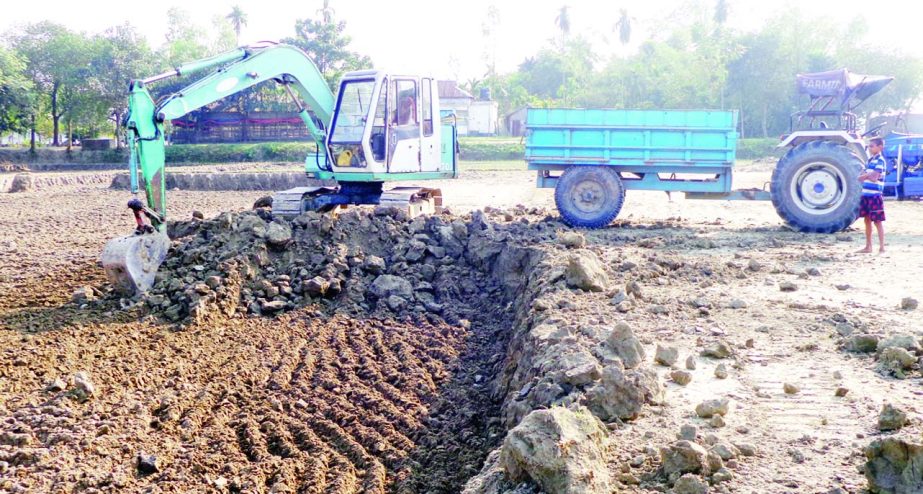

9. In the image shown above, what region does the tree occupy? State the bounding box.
[283,10,372,90]
[714,0,729,25]
[226,5,248,45]
[614,8,632,45]
[92,23,155,147]
[481,5,501,76]
[8,22,94,147]
[161,7,210,67]
[317,0,335,24]
[555,6,571,49]
[0,46,34,137]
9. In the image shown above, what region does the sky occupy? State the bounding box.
[2,0,920,82]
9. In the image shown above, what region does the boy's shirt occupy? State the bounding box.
[863,153,886,196]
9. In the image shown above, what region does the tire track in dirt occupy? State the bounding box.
[0,304,496,492]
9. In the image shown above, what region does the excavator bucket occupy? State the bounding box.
[100,232,171,295]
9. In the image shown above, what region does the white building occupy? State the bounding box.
[437,81,499,136]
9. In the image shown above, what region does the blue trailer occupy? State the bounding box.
[525,70,908,232]
[526,107,776,228]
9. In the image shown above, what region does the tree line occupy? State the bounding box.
[0,2,368,151]
[479,2,923,138]
[2,1,922,151]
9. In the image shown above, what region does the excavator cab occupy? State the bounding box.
[323,72,450,176]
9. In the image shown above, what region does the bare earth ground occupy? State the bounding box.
[1,163,922,493]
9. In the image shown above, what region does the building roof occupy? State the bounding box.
[506,107,529,119]
[438,81,473,100]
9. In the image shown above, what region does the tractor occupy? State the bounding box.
[772,69,894,232]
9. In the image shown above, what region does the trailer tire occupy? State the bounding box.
[554,166,625,228]
[771,140,863,233]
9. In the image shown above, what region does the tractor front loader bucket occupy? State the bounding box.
[100,232,171,295]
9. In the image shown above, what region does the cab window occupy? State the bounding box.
[422,78,433,136]
[391,79,418,126]
[330,79,375,143]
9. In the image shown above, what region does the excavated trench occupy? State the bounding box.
[1,205,578,492]
[143,207,558,493]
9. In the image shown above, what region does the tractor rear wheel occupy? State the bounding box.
[554,166,625,228]
[770,140,863,233]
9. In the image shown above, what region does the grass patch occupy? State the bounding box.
[0,136,784,166]
[737,138,783,160]
[459,137,524,161]
[458,160,526,172]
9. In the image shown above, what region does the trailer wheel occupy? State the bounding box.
[771,141,862,233]
[554,166,625,228]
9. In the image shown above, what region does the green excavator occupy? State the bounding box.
[100,42,458,294]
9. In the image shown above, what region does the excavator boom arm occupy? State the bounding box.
[126,43,335,229]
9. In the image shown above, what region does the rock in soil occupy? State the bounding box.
[714,363,728,379]
[846,334,880,353]
[711,443,740,461]
[671,370,693,386]
[696,399,730,418]
[784,383,800,395]
[864,436,923,493]
[701,340,733,359]
[369,274,414,300]
[679,424,698,441]
[877,335,922,354]
[900,297,918,310]
[584,364,663,421]
[878,347,917,377]
[137,452,158,475]
[603,322,646,369]
[71,371,96,401]
[655,345,680,366]
[673,473,709,494]
[565,250,609,292]
[557,231,586,248]
[735,443,757,457]
[46,377,66,392]
[661,440,709,477]
[500,406,610,494]
[878,404,909,432]
[71,285,97,303]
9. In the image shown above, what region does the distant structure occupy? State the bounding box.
[168,81,501,143]
[170,112,310,144]
[437,81,499,136]
[506,107,528,137]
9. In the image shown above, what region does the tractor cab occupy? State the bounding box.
[324,70,450,177]
[790,69,893,135]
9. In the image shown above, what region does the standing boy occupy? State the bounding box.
[857,137,886,253]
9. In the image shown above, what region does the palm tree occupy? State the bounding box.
[614,8,632,45]
[226,5,248,45]
[317,0,335,24]
[555,5,570,48]
[714,0,729,25]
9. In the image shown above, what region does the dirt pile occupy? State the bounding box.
[0,171,114,194]
[129,205,556,328]
[0,162,27,173]
[109,171,324,192]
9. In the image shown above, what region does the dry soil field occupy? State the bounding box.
[1,163,922,493]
